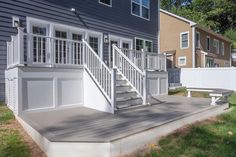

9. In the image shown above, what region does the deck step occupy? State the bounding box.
[116,91,137,99]
[116,104,148,113]
[116,97,142,107]
[116,85,132,91]
[116,80,127,86]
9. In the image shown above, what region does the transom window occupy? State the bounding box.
[55,30,67,39]
[131,0,150,20]
[135,38,153,52]
[122,42,130,49]
[72,33,82,41]
[89,36,99,54]
[99,0,112,6]
[32,26,46,35]
[180,32,189,49]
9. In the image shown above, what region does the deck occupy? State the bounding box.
[20,96,226,143]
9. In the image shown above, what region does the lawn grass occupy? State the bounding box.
[168,88,210,98]
[138,91,236,157]
[0,102,30,157]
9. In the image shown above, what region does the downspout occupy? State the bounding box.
[192,26,196,68]
[157,0,160,54]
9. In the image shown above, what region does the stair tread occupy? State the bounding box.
[116,96,141,102]
[116,104,147,111]
[116,90,136,94]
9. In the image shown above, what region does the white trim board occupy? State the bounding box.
[160,9,196,26]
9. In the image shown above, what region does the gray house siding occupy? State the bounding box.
[0,0,159,102]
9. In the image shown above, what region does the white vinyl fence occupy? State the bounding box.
[180,68,236,91]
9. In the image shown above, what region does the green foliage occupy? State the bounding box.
[0,104,14,125]
[0,129,30,157]
[225,29,236,49]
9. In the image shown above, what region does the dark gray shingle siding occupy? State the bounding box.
[0,0,159,102]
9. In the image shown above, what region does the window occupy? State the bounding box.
[55,30,67,64]
[32,26,46,35]
[196,32,200,48]
[131,0,150,20]
[206,58,214,67]
[206,36,210,51]
[178,56,187,66]
[122,42,130,49]
[135,38,153,52]
[213,39,219,54]
[32,26,47,63]
[89,36,99,54]
[180,32,189,49]
[221,42,224,55]
[72,33,82,41]
[99,0,112,6]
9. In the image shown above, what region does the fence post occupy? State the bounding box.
[17,27,24,65]
[111,68,117,114]
[82,39,86,65]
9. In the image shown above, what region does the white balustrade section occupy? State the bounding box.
[113,45,146,102]
[121,48,167,71]
[83,40,114,104]
[7,30,83,68]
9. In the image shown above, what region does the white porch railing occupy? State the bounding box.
[83,40,115,106]
[121,48,167,71]
[7,28,83,68]
[113,45,147,104]
[6,28,116,112]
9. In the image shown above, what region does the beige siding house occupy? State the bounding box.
[160,9,232,68]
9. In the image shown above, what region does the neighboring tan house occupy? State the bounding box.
[160,9,232,68]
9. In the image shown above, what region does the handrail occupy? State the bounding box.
[113,45,145,99]
[83,39,113,103]
[114,46,144,75]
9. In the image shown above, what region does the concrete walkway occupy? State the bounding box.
[20,95,222,143]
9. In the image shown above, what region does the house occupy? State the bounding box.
[160,9,232,68]
[2,0,168,115]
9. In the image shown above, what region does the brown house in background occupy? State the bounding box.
[160,9,232,68]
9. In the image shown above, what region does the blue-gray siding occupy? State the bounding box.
[0,0,159,101]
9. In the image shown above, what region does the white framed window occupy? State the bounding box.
[221,42,225,55]
[99,0,112,7]
[131,0,150,20]
[213,39,219,54]
[206,58,214,67]
[178,56,187,66]
[196,32,200,48]
[206,36,210,51]
[135,37,153,52]
[180,32,189,49]
[89,36,99,54]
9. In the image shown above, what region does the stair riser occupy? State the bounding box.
[116,80,127,86]
[116,86,132,91]
[116,92,137,99]
[117,98,143,106]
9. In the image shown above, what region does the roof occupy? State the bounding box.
[160,9,232,43]
[160,9,196,26]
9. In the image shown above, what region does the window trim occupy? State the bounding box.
[178,56,187,66]
[196,32,200,48]
[135,37,153,52]
[131,0,150,21]
[99,0,112,7]
[180,31,189,49]
[206,36,211,51]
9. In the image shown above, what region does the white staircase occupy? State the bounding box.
[115,72,143,110]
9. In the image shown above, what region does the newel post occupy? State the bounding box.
[142,49,148,105]
[17,27,24,65]
[111,67,117,114]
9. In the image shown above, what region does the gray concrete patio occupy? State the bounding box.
[20,95,227,143]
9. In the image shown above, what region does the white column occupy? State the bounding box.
[17,27,24,65]
[192,26,196,68]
